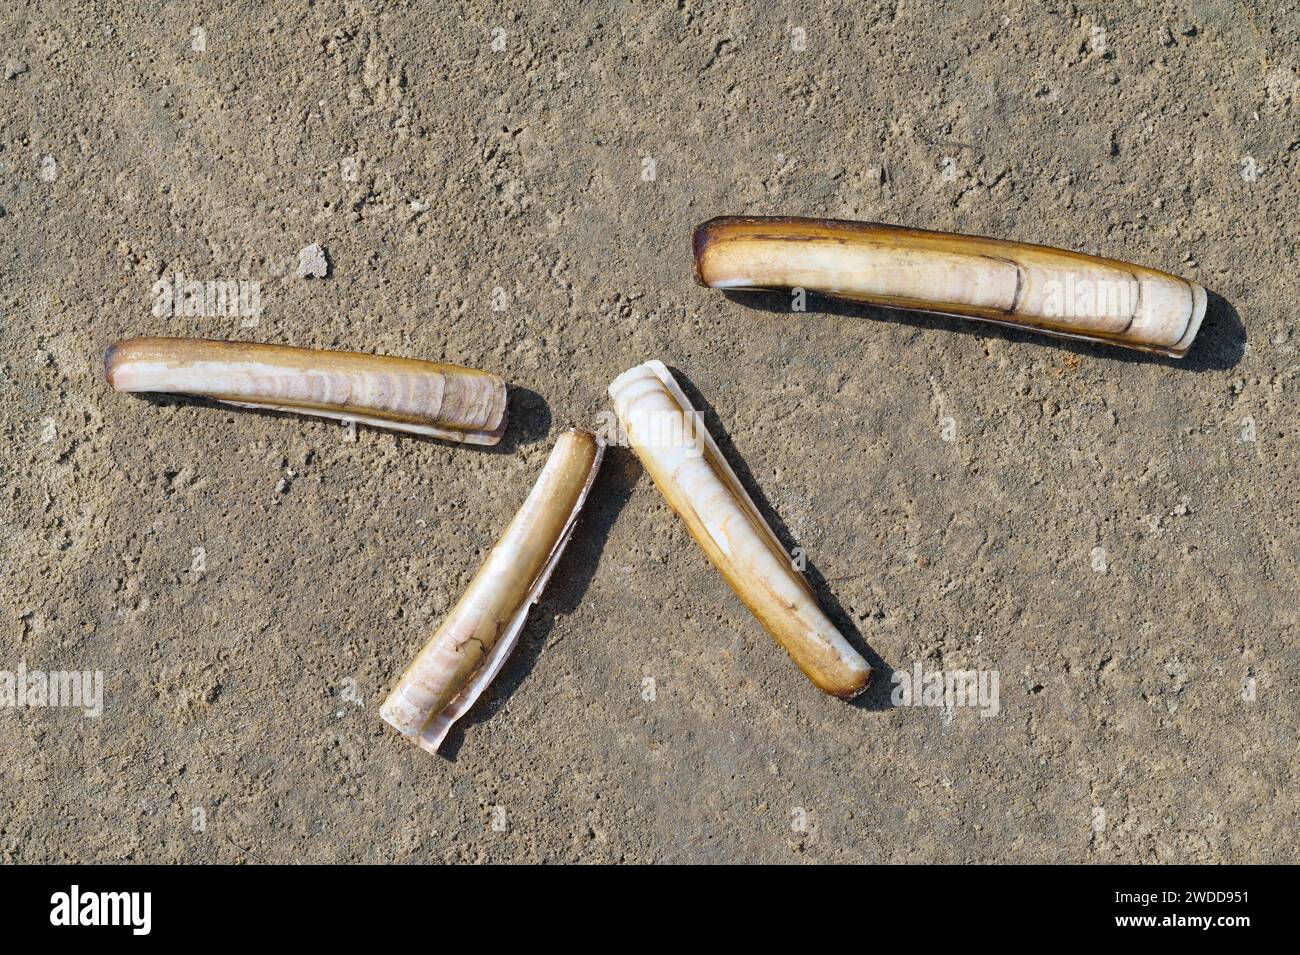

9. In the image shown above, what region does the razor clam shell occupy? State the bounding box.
[608,361,871,699]
[104,337,507,444]
[693,216,1206,357]
[380,429,604,754]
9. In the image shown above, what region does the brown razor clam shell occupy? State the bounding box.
[694,216,1206,357]
[379,429,604,753]
[608,360,871,699]
[104,337,507,444]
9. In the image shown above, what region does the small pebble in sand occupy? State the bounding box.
[4,60,27,80]
[297,243,329,278]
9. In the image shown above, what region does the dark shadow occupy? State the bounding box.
[120,383,552,451]
[438,445,642,759]
[723,288,1245,372]
[486,386,551,454]
[666,366,894,711]
[1185,292,1247,373]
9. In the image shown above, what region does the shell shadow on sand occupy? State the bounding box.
[120,383,553,454]
[721,289,1246,372]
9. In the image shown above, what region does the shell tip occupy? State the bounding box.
[833,666,874,701]
[103,341,123,389]
[644,358,671,379]
[1169,283,1208,358]
[692,218,723,287]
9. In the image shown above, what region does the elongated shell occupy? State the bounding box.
[104,337,507,444]
[380,429,604,753]
[608,361,871,699]
[694,216,1206,357]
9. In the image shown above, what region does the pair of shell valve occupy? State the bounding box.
[383,360,875,753]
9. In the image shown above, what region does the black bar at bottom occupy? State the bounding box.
[1,864,1277,940]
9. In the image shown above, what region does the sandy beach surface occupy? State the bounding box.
[1,1,1295,862]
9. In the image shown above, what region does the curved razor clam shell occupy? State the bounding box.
[608,361,871,699]
[694,216,1207,357]
[104,337,507,444]
[380,429,604,754]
